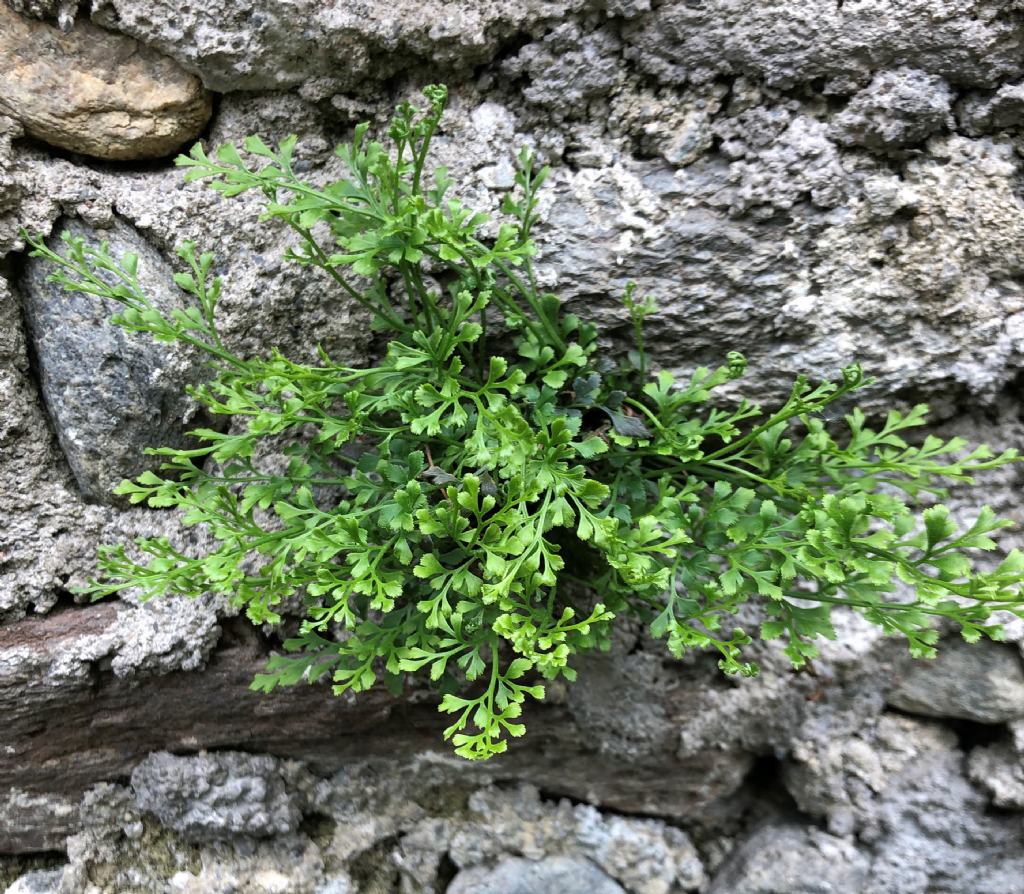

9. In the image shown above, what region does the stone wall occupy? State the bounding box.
[1,2,1024,892]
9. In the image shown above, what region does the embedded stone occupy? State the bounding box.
[131,752,305,840]
[968,740,1024,809]
[448,856,626,894]
[959,82,1024,135]
[829,68,953,152]
[888,638,1024,724]
[707,824,869,894]
[0,5,211,160]
[19,217,205,503]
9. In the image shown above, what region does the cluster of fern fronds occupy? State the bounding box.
[29,86,1024,759]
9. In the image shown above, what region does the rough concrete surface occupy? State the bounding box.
[2,0,1024,891]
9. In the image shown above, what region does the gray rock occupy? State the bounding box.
[570,611,885,770]
[131,833,329,894]
[313,880,354,894]
[130,751,306,840]
[502,22,624,117]
[706,824,870,894]
[784,711,1024,893]
[103,592,224,679]
[959,82,1024,135]
[528,122,1024,416]
[968,740,1024,809]
[2,869,63,894]
[572,804,706,893]
[864,726,1024,894]
[0,92,373,617]
[445,783,705,893]
[0,270,106,617]
[830,68,953,151]
[611,82,727,168]
[98,91,374,365]
[566,651,678,760]
[448,856,626,894]
[20,216,206,503]
[726,114,847,213]
[888,638,1024,723]
[0,139,68,256]
[3,765,705,892]
[0,5,210,160]
[0,603,749,853]
[1,241,233,623]
[784,713,958,838]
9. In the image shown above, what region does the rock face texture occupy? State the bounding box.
[2,0,1024,892]
[0,4,211,160]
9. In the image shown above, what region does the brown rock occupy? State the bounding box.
[0,5,211,160]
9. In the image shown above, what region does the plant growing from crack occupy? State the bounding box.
[26,85,1024,760]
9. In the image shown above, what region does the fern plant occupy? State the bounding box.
[27,86,1024,759]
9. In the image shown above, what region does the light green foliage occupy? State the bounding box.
[26,86,1024,760]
